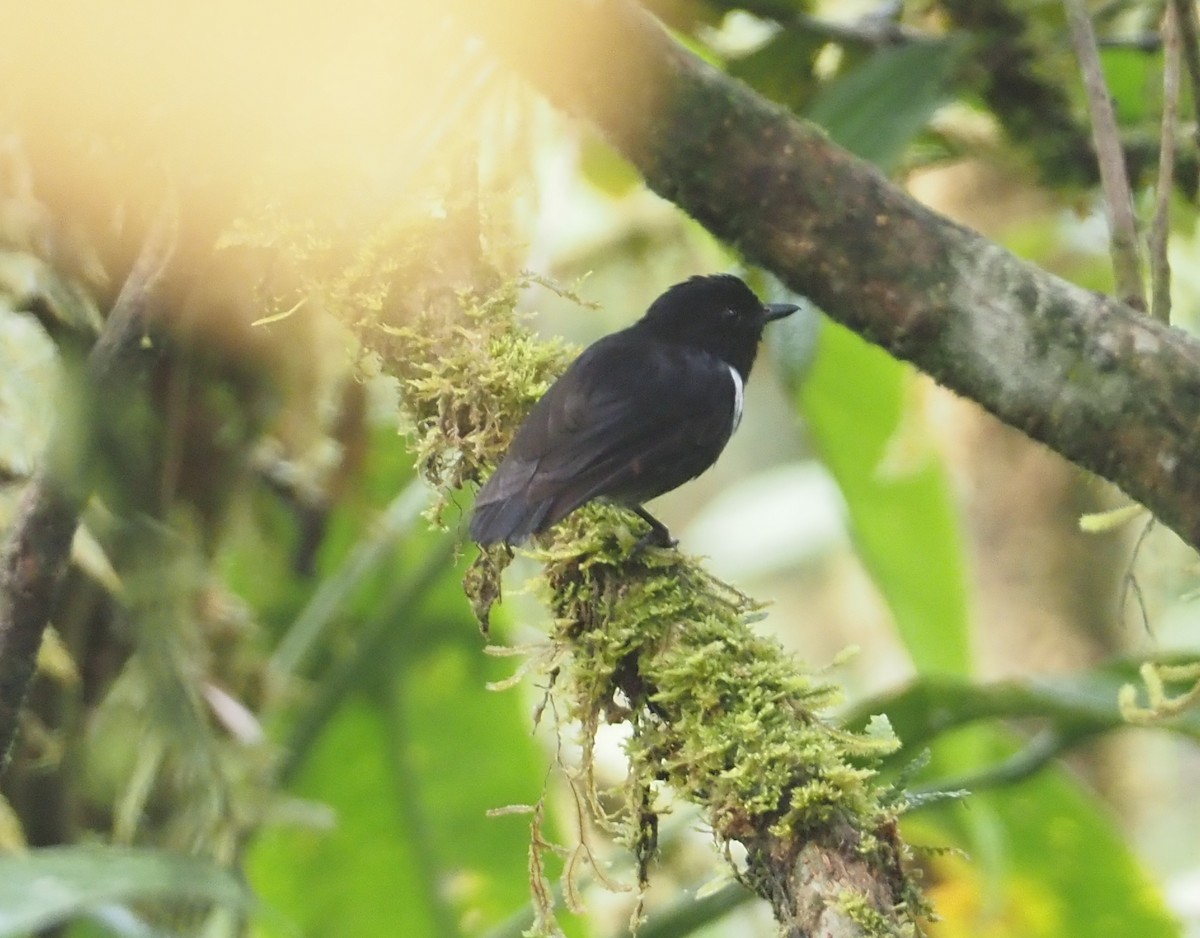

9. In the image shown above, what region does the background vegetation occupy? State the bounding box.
[1,0,1200,935]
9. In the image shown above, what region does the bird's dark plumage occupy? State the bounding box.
[470,274,798,546]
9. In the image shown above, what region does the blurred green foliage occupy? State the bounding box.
[0,1,1197,937]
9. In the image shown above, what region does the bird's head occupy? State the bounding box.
[639,274,799,378]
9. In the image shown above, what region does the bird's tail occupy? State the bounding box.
[469,494,555,546]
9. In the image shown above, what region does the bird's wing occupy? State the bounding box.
[471,331,736,543]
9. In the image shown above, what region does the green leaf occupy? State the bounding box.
[790,319,972,677]
[914,755,1180,938]
[396,641,564,932]
[807,39,963,171]
[251,526,572,935]
[727,29,824,113]
[0,846,249,936]
[777,34,973,682]
[987,770,1178,937]
[580,137,643,197]
[248,698,449,937]
[844,654,1200,767]
[1101,46,1162,126]
[268,479,432,679]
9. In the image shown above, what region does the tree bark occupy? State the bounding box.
[450,0,1200,554]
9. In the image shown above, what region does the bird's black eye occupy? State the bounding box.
[721,307,738,322]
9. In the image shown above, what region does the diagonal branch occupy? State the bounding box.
[449,0,1200,554]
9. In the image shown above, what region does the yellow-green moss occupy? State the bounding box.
[537,516,900,846]
[323,207,927,934]
[1121,660,1200,723]
[840,889,918,938]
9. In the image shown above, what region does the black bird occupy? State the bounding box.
[470,274,799,548]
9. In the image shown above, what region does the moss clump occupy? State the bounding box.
[338,226,926,932]
[840,888,918,938]
[223,200,576,525]
[385,282,571,509]
[535,514,906,863]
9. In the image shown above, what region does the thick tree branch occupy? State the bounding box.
[450,0,1200,556]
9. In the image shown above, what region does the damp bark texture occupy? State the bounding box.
[449,0,1200,553]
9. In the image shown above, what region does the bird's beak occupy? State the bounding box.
[762,302,800,323]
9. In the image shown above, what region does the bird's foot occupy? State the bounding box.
[630,506,677,554]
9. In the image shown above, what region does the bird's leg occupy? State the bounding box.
[630,506,677,551]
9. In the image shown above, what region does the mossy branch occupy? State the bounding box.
[446,0,1200,556]
[378,282,926,937]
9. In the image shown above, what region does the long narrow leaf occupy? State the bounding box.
[0,846,249,937]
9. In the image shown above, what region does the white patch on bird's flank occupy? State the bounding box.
[728,365,744,433]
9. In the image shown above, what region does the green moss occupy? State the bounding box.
[534,525,902,853]
[310,201,927,934]
[382,282,571,516]
[840,889,917,938]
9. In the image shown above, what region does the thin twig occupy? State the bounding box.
[277,530,458,785]
[1065,0,1146,310]
[1170,0,1200,177]
[1151,4,1182,323]
[1120,514,1157,635]
[0,205,177,770]
[911,729,1082,797]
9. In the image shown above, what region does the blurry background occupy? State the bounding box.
[1,0,1199,936]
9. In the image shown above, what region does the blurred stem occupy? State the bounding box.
[1064,0,1145,310]
[481,881,564,938]
[374,675,464,938]
[616,882,755,938]
[0,202,176,771]
[269,479,430,680]
[482,872,754,938]
[1170,0,1200,170]
[277,530,458,785]
[911,729,1080,798]
[1150,4,1182,323]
